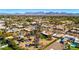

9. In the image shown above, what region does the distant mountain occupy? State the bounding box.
[21,11,79,15]
[0,11,79,16]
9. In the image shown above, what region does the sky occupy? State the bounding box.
[0,9,79,14]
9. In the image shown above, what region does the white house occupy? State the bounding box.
[0,20,5,29]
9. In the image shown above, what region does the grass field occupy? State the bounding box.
[70,47,79,50]
[1,46,13,50]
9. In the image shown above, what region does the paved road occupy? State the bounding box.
[46,40,64,50]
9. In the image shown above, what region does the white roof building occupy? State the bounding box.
[0,20,5,29]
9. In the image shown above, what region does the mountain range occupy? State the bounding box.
[0,11,79,16]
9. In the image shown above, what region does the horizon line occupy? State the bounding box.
[0,9,79,14]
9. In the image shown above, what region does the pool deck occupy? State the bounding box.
[46,40,64,50]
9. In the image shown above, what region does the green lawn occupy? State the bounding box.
[1,46,13,50]
[70,47,79,50]
[40,34,47,39]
